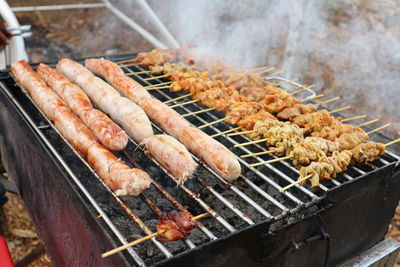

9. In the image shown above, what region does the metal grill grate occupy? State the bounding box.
[1,55,399,266]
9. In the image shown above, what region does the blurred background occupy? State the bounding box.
[1,0,400,265]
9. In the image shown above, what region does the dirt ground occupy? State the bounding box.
[1,0,400,266]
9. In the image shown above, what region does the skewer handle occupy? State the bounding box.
[101,213,208,258]
[280,174,313,192]
[101,231,160,258]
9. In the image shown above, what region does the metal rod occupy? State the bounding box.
[11,3,106,12]
[102,0,168,49]
[135,0,180,48]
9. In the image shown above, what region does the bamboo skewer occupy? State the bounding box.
[289,84,316,95]
[227,129,256,137]
[233,138,267,148]
[241,150,273,158]
[279,174,313,192]
[101,213,209,258]
[211,127,241,138]
[385,138,400,147]
[144,81,172,88]
[275,78,299,86]
[316,96,340,106]
[169,99,199,108]
[126,70,150,75]
[182,107,215,117]
[328,106,351,114]
[119,63,139,68]
[143,74,170,81]
[115,58,136,64]
[262,69,283,78]
[341,115,367,122]
[198,118,226,129]
[301,94,325,102]
[366,123,391,135]
[146,85,172,90]
[283,84,304,92]
[357,119,379,127]
[256,67,275,75]
[249,156,291,167]
[164,93,194,104]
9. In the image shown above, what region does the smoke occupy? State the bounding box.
[145,0,400,137]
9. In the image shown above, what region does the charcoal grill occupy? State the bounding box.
[0,54,399,267]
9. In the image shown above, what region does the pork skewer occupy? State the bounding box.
[37,63,129,151]
[11,61,151,196]
[101,212,208,258]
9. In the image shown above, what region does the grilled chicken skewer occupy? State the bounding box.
[11,61,152,196]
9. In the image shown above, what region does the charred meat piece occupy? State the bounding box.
[156,211,196,241]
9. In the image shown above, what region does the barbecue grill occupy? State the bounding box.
[0,54,399,267]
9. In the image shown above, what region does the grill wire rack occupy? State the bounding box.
[1,56,399,266]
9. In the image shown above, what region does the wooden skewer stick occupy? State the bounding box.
[198,118,226,129]
[283,84,304,92]
[249,156,291,167]
[182,107,215,117]
[146,85,172,90]
[289,84,316,95]
[279,174,313,192]
[233,138,267,148]
[328,105,351,114]
[253,66,273,71]
[366,123,391,135]
[275,78,299,86]
[115,58,136,64]
[262,69,283,78]
[241,150,273,158]
[227,129,256,137]
[256,67,275,75]
[341,115,367,122]
[211,127,241,138]
[385,138,400,147]
[144,81,172,88]
[143,74,170,81]
[356,119,379,127]
[169,99,199,108]
[101,213,208,258]
[301,94,325,102]
[126,70,150,76]
[316,96,340,106]
[164,93,194,104]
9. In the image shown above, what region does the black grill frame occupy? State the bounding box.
[0,54,399,266]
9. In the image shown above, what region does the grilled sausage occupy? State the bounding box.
[11,61,98,156]
[179,127,241,182]
[85,58,152,104]
[88,144,151,196]
[84,59,190,139]
[57,59,153,143]
[37,63,128,151]
[143,135,197,183]
[139,98,191,139]
[12,61,151,196]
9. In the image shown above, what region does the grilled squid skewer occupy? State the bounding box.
[37,63,128,151]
